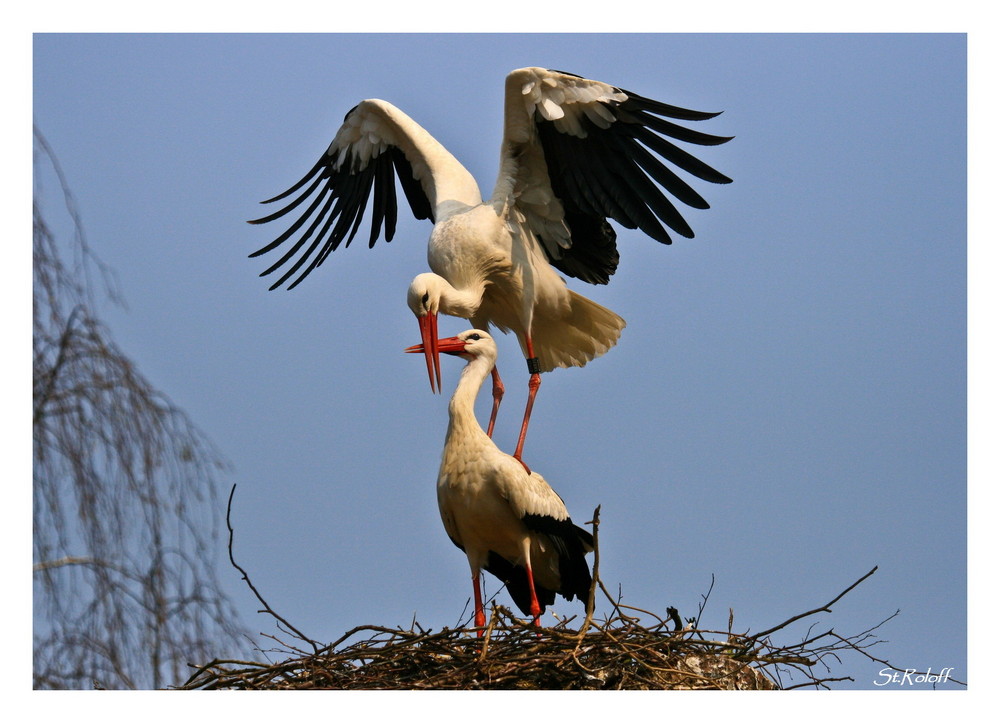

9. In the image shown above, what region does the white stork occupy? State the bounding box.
[405,328,593,634]
[250,67,732,465]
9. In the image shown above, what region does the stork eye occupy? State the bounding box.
[468,333,481,341]
[422,292,430,306]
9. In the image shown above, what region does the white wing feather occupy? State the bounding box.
[332,99,484,219]
[492,457,571,523]
[491,67,628,256]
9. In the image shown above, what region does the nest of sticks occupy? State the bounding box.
[178,498,909,691]
[182,609,776,690]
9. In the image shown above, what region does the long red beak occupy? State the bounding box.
[407,313,440,393]
[405,331,468,393]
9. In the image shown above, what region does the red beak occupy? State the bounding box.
[405,313,440,393]
[405,330,468,393]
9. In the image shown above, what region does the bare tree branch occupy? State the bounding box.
[32,126,253,689]
[225,485,319,653]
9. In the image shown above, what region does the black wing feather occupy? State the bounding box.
[520,514,593,605]
[256,154,328,206]
[474,514,593,617]
[533,78,732,285]
[592,131,685,241]
[628,124,733,185]
[248,130,433,290]
[260,187,338,282]
[369,151,395,247]
[248,166,330,254]
[391,147,434,222]
[267,165,366,290]
[617,90,725,123]
[625,107,733,146]
[556,213,618,285]
[341,159,375,250]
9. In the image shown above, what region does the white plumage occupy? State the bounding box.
[406,328,593,633]
[250,67,732,463]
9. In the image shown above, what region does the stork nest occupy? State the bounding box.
[181,609,777,690]
[178,567,903,690]
[183,494,913,690]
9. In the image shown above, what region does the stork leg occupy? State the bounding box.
[486,366,504,438]
[523,562,542,627]
[513,337,541,473]
[515,539,543,628]
[472,570,486,637]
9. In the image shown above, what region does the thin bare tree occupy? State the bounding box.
[32,126,252,689]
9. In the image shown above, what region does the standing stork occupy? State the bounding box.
[249,67,732,464]
[405,328,593,634]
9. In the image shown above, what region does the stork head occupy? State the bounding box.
[406,329,497,370]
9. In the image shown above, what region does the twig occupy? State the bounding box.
[576,505,601,641]
[694,573,715,628]
[750,566,879,641]
[479,606,499,663]
[225,484,318,653]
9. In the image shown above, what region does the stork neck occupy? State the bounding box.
[447,354,494,439]
[438,280,485,320]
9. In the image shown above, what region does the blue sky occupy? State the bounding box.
[24,18,987,712]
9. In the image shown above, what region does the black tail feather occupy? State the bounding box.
[484,518,593,616]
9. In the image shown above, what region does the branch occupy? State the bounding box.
[694,573,715,628]
[749,565,879,641]
[576,504,601,640]
[33,305,84,425]
[34,555,103,572]
[225,484,318,653]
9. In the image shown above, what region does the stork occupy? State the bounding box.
[406,328,593,634]
[250,67,732,464]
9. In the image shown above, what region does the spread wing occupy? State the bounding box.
[249,99,483,290]
[492,67,733,284]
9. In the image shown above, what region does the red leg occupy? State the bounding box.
[513,337,540,473]
[523,562,542,627]
[472,570,486,637]
[486,366,504,438]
